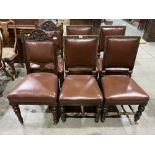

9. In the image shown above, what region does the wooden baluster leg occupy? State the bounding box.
[134,105,145,124]
[3,67,14,81]
[60,106,66,122]
[52,107,57,125]
[12,105,24,125]
[101,105,108,122]
[8,61,17,78]
[20,63,25,68]
[59,73,64,88]
[95,105,101,122]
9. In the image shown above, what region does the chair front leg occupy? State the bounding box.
[101,104,108,122]
[3,67,14,81]
[8,61,17,78]
[59,72,64,88]
[60,106,66,122]
[134,104,146,124]
[11,105,23,125]
[95,105,101,122]
[52,106,58,125]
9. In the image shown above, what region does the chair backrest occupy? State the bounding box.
[103,36,140,75]
[37,20,63,52]
[66,25,93,35]
[23,29,58,74]
[64,35,98,75]
[0,19,17,48]
[99,26,126,51]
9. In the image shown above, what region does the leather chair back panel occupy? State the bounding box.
[25,41,55,63]
[99,26,126,51]
[65,38,97,68]
[67,26,93,35]
[104,37,140,71]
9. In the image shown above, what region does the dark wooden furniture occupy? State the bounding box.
[143,20,155,41]
[70,19,101,34]
[0,37,14,80]
[0,20,18,77]
[103,19,113,25]
[7,30,59,125]
[138,19,148,30]
[59,36,103,122]
[0,19,38,65]
[100,36,149,123]
[14,19,38,64]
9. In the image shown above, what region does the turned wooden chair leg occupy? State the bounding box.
[8,61,17,78]
[3,68,14,81]
[20,63,25,68]
[59,73,64,88]
[134,105,145,124]
[101,105,108,122]
[95,105,101,122]
[11,105,24,125]
[60,106,66,122]
[52,107,58,125]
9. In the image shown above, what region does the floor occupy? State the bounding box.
[0,19,155,135]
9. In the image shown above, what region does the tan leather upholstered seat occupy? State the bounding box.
[8,73,58,104]
[102,75,149,104]
[60,75,103,105]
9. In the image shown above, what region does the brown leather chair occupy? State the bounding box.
[37,20,64,86]
[0,20,18,77]
[100,36,149,123]
[37,20,63,55]
[66,25,93,35]
[97,26,126,72]
[99,26,126,52]
[7,30,59,125]
[59,36,103,122]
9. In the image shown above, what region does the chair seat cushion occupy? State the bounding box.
[7,73,58,104]
[2,47,16,60]
[59,75,103,105]
[102,75,149,104]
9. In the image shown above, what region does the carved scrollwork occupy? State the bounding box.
[37,20,57,31]
[25,29,51,41]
